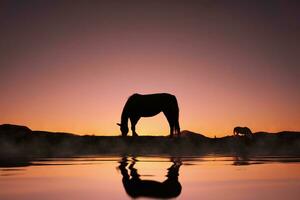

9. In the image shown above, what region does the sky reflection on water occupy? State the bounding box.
[0,156,300,200]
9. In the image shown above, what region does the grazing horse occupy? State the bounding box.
[233,126,253,137]
[118,157,182,199]
[117,93,180,137]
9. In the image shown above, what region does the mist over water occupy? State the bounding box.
[1,156,299,200]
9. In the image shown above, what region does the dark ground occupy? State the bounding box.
[1,124,300,163]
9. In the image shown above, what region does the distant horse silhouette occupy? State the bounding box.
[118,157,182,199]
[233,126,253,137]
[117,93,180,137]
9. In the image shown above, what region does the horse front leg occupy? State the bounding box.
[130,116,140,137]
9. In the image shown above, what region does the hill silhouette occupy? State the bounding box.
[1,124,300,159]
[180,130,210,140]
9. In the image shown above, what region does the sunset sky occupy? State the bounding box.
[0,0,299,137]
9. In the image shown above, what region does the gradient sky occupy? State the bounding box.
[0,0,299,137]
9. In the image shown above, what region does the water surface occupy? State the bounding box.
[1,156,300,200]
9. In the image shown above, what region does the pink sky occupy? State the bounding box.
[0,1,299,136]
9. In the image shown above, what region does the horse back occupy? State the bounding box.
[126,93,178,112]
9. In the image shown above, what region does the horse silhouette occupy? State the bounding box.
[233,126,253,137]
[117,93,180,137]
[118,157,182,199]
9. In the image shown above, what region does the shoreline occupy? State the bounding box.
[1,124,300,159]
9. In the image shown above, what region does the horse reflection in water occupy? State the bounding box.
[118,157,182,199]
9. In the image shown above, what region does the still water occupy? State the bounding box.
[0,156,300,200]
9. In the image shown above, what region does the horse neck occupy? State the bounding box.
[121,108,129,127]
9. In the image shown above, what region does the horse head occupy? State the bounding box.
[117,123,129,136]
[233,126,241,135]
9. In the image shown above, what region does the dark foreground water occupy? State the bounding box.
[0,155,300,200]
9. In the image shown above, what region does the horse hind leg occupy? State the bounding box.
[169,120,175,137]
[173,101,180,136]
[163,111,175,137]
[173,108,180,136]
[175,120,180,136]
